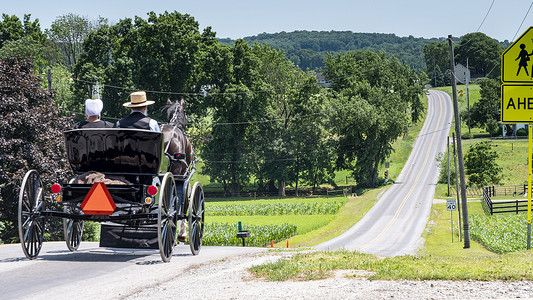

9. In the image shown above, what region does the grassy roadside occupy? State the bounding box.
[250,200,533,281]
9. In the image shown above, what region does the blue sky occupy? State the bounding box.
[4,0,532,42]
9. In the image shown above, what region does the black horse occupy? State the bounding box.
[162,98,194,176]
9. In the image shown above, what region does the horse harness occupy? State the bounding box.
[164,104,189,172]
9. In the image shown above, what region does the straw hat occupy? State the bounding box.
[123,91,155,108]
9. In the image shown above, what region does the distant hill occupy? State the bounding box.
[219,31,443,71]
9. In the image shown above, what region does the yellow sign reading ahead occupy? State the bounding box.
[502,27,533,83]
[501,84,533,122]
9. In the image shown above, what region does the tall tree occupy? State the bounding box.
[0,58,72,242]
[467,78,501,135]
[47,13,103,70]
[200,40,267,196]
[73,11,209,120]
[464,141,502,186]
[324,50,424,187]
[0,14,44,49]
[423,41,449,86]
[455,32,503,79]
[251,44,331,195]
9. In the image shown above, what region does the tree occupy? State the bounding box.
[250,44,332,195]
[423,41,449,86]
[47,13,104,70]
[324,50,424,187]
[464,141,502,187]
[0,14,45,49]
[0,58,72,243]
[73,11,209,120]
[455,32,503,79]
[466,78,501,135]
[200,40,267,196]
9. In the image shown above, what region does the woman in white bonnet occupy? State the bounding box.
[73,99,114,129]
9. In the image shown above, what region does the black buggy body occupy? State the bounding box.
[17,128,204,262]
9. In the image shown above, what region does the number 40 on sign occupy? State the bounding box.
[447,199,457,211]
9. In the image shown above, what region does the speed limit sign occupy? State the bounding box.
[446,199,457,211]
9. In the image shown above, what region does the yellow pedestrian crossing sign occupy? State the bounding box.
[502,27,533,83]
[501,84,533,122]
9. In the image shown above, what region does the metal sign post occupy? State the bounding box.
[447,199,457,242]
[501,27,533,250]
[527,123,533,250]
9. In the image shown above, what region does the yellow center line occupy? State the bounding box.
[359,92,444,250]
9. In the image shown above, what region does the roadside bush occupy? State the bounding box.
[0,58,72,243]
[436,152,456,185]
[517,128,528,136]
[202,222,297,246]
[464,141,502,187]
[82,221,101,241]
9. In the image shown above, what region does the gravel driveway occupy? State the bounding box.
[122,251,533,300]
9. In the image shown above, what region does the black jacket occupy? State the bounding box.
[117,111,153,130]
[73,120,114,129]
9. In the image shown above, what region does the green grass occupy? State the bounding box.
[208,215,334,236]
[203,222,297,247]
[469,213,531,253]
[206,197,347,216]
[249,200,533,281]
[434,138,529,198]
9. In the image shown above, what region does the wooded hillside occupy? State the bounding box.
[219,31,442,70]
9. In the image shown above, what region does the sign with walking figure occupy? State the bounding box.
[502,27,533,83]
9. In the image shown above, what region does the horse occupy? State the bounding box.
[162,98,195,176]
[162,98,195,242]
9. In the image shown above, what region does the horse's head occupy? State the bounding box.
[166,98,187,130]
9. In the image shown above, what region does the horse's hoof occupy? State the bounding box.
[177,235,187,243]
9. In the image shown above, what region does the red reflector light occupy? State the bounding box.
[147,185,158,196]
[51,183,61,194]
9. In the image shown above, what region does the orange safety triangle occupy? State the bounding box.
[81,182,116,215]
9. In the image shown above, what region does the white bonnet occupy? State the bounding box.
[85,99,103,117]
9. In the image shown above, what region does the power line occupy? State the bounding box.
[512,1,533,41]
[476,0,496,32]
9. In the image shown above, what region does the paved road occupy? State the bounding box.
[316,90,453,256]
[0,241,266,300]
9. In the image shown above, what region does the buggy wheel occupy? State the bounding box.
[188,182,205,255]
[63,206,84,251]
[158,172,178,262]
[18,170,45,259]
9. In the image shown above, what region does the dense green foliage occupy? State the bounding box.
[467,78,501,135]
[207,200,345,216]
[220,31,440,71]
[0,58,72,243]
[464,141,502,186]
[469,214,527,254]
[202,222,297,246]
[455,32,503,79]
[324,51,425,187]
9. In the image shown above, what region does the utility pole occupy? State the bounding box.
[448,35,470,248]
[447,136,450,196]
[466,58,471,135]
[453,133,462,242]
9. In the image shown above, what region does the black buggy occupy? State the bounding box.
[17,128,205,262]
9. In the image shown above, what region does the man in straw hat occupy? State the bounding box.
[73,98,113,129]
[116,91,160,132]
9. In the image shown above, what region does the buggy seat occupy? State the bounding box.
[64,128,163,176]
